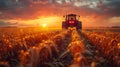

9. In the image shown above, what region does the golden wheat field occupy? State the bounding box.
[0,27,120,67]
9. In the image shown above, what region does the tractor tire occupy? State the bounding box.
[76,21,82,30]
[62,22,67,30]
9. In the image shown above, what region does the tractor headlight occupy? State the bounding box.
[69,21,74,24]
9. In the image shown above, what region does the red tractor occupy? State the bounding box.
[62,14,82,30]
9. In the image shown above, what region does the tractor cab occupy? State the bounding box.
[62,14,82,30]
[66,14,77,20]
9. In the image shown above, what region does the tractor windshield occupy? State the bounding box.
[68,15,76,20]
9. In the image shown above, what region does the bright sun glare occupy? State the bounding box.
[42,23,47,28]
[20,16,62,28]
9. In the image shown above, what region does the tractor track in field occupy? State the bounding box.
[67,30,94,67]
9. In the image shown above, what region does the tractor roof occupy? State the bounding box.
[67,14,77,16]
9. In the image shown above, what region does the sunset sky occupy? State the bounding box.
[0,0,120,27]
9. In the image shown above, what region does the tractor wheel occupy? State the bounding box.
[76,21,82,30]
[62,22,67,30]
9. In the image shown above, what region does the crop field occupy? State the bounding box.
[0,27,120,67]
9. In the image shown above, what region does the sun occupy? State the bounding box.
[42,23,47,28]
